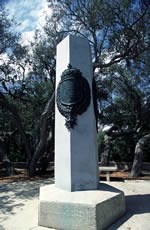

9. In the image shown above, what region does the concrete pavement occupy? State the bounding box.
[0,178,150,230]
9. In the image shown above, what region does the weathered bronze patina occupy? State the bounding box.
[56,64,91,130]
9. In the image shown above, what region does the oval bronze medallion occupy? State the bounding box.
[56,65,91,130]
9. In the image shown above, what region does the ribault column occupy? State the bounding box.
[55,35,99,191]
[39,35,126,230]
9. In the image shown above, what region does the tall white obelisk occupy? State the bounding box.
[55,35,99,191]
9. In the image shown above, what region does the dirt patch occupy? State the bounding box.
[0,169,53,184]
[100,171,150,181]
[0,169,150,184]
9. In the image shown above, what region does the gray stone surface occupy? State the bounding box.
[39,183,125,230]
[55,35,99,192]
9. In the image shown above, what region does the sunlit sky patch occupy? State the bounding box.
[1,0,52,43]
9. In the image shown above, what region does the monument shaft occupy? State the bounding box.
[55,35,99,191]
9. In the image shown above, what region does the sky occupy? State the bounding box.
[0,0,52,84]
[1,0,52,44]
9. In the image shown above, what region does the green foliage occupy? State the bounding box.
[0,4,19,55]
[111,136,135,162]
[0,78,53,161]
[0,0,150,167]
[21,80,53,135]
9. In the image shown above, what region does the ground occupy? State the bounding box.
[0,169,150,230]
[0,175,150,230]
[0,169,54,183]
[101,170,150,181]
[0,169,150,184]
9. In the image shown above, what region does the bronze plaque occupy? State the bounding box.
[56,65,91,130]
[59,78,83,106]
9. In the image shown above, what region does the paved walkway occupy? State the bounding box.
[0,178,150,230]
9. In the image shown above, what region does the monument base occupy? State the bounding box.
[38,183,126,230]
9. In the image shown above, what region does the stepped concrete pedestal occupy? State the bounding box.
[39,35,126,229]
[39,183,126,230]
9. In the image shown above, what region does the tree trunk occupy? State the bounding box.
[39,133,54,173]
[0,139,14,176]
[0,92,31,165]
[29,92,55,176]
[100,134,112,166]
[131,134,150,177]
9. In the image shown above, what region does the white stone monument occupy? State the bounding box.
[39,35,126,230]
[55,35,99,192]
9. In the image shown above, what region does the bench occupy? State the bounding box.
[99,166,118,181]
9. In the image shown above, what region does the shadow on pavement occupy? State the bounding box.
[0,224,5,230]
[107,193,150,229]
[0,179,150,230]
[0,178,54,216]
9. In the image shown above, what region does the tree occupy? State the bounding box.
[40,0,149,175]
[0,5,31,169]
[27,27,63,176]
[97,62,150,170]
[1,0,149,176]
[131,134,150,177]
[0,5,18,55]
[45,0,149,175]
[47,0,149,69]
